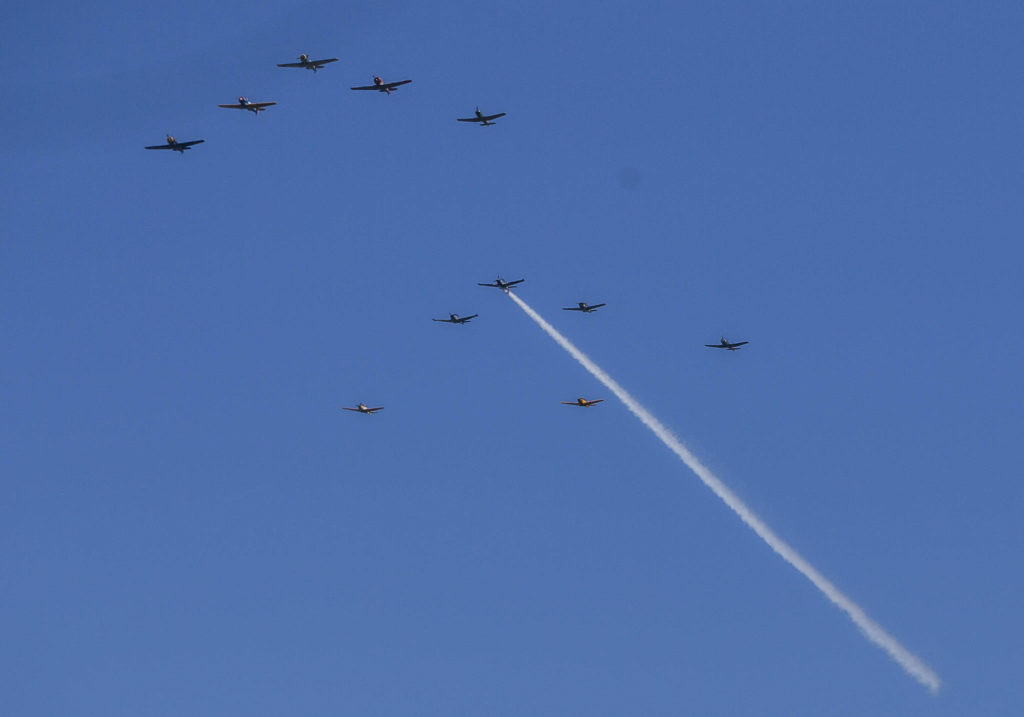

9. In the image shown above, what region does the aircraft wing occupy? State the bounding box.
[382,79,411,89]
[280,58,337,68]
[432,318,455,322]
[145,144,175,150]
[477,282,499,288]
[461,314,479,321]
[589,303,607,310]
[350,84,379,90]
[586,399,604,405]
[175,140,204,148]
[219,102,276,109]
[457,116,484,122]
[341,407,361,411]
[506,279,525,286]
[730,341,749,347]
[560,402,578,405]
[365,407,384,413]
[562,306,584,311]
[705,344,729,348]
[481,112,506,121]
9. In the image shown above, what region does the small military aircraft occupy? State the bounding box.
[350,76,412,95]
[342,403,384,414]
[277,54,338,72]
[705,338,749,351]
[433,313,478,324]
[563,302,606,313]
[477,277,525,293]
[218,97,277,115]
[561,397,604,407]
[144,135,204,154]
[457,107,507,126]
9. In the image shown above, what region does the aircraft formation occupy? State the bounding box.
[141,51,745,416]
[144,52,503,154]
[345,275,748,415]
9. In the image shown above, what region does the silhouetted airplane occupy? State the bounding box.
[218,97,276,115]
[342,403,384,414]
[561,397,604,407]
[433,314,478,324]
[457,107,506,126]
[563,302,606,313]
[144,135,204,154]
[277,54,338,72]
[705,338,749,351]
[350,77,411,95]
[477,277,524,293]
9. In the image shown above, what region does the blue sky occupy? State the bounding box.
[3,1,1023,714]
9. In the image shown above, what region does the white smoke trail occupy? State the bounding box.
[508,291,941,693]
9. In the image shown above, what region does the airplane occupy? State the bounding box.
[705,338,749,351]
[457,107,507,126]
[350,76,412,95]
[218,96,277,115]
[477,277,525,293]
[342,403,384,414]
[433,313,478,324]
[563,302,606,313]
[277,54,338,72]
[144,135,204,154]
[561,397,604,407]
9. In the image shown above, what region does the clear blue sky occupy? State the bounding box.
[3,1,1022,714]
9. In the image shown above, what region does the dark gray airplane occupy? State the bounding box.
[705,338,749,351]
[218,96,276,115]
[144,135,204,154]
[277,54,338,72]
[563,302,606,313]
[433,313,478,324]
[457,107,506,126]
[351,76,412,95]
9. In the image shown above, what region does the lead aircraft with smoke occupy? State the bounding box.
[477,277,524,293]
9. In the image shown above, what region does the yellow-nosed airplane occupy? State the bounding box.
[561,397,604,407]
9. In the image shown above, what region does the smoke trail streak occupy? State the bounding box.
[508,291,941,693]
